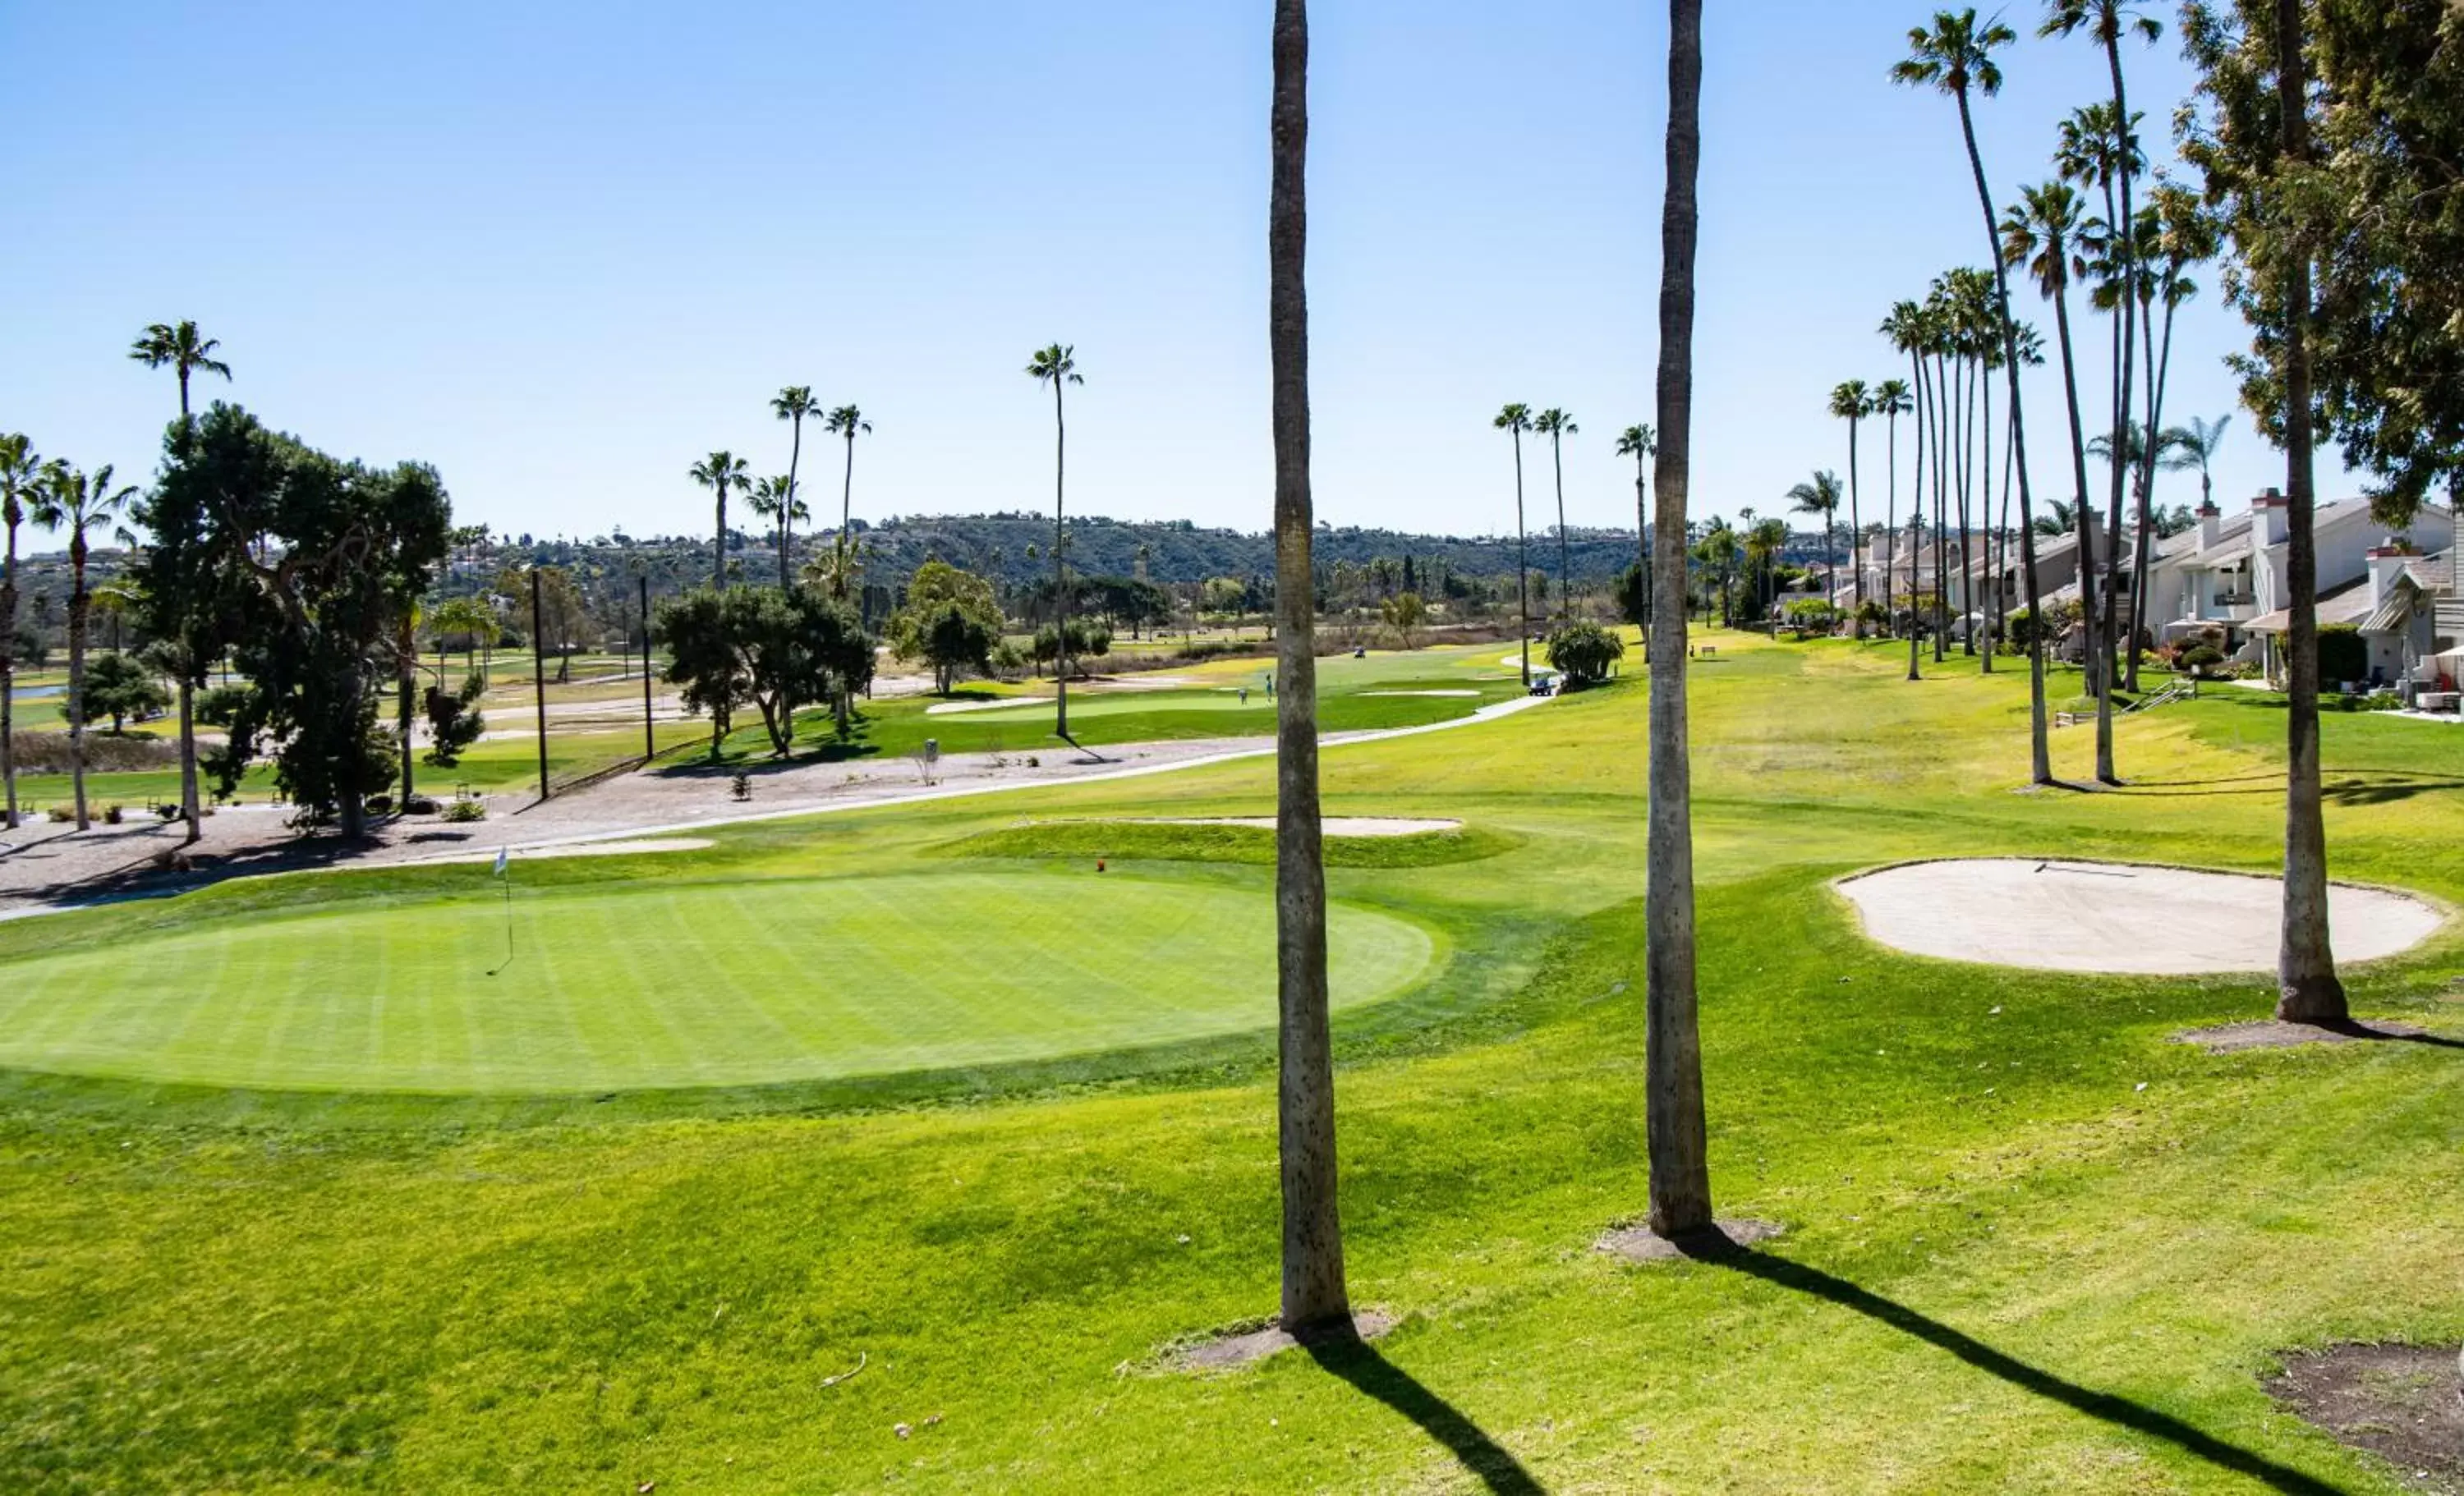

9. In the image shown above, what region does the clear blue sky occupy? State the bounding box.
[1,2,2328,551]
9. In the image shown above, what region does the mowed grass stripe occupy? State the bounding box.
[0,872,1434,1093]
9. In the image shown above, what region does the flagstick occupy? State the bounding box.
[487,848,516,976]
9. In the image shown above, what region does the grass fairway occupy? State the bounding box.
[0,873,1436,1092]
[3,630,2462,1493]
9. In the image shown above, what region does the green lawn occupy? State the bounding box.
[0,870,1435,1092]
[2,629,2460,1493]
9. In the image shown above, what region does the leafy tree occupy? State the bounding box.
[136,409,261,841]
[191,415,453,835]
[658,586,871,758]
[688,450,750,592]
[888,560,1003,692]
[2180,0,2351,1016]
[79,649,168,732]
[1379,590,1427,649]
[1032,618,1110,669]
[1545,618,1624,686]
[423,670,485,768]
[30,461,137,829]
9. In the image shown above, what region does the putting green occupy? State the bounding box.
[0,872,1437,1094]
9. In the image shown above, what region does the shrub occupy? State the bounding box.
[2177,643,2224,674]
[403,796,440,815]
[2317,624,2367,686]
[46,806,72,823]
[441,797,486,823]
[101,804,125,824]
[1544,620,1625,686]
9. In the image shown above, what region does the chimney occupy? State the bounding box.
[2365,542,2416,608]
[2250,487,2289,545]
[2196,498,2221,550]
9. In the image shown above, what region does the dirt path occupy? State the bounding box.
[0,695,1551,922]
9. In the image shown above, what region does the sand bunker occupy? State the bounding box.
[1112,817,1462,838]
[1363,689,1481,698]
[925,695,1052,715]
[1836,859,2443,975]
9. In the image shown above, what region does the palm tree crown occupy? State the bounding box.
[1615,424,1656,461]
[689,450,751,590]
[2001,181,2088,297]
[2038,0,2161,50]
[1890,8,2014,103]
[127,320,232,420]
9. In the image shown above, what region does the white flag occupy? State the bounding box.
[492,847,510,878]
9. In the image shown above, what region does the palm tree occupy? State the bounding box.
[2122,184,2217,686]
[1265,0,1348,1337]
[2267,0,2342,1022]
[0,433,36,828]
[747,475,807,590]
[823,405,871,594]
[130,320,231,840]
[1747,515,1790,633]
[1534,408,1579,620]
[1493,403,1536,686]
[2162,414,2231,511]
[1828,382,1871,613]
[689,451,750,592]
[1026,346,1083,738]
[1882,301,1929,678]
[1643,0,1714,1241]
[127,320,232,422]
[1871,379,1912,637]
[771,386,821,585]
[1787,471,1845,614]
[2002,177,2115,782]
[2046,0,2162,695]
[1617,424,1656,639]
[1893,5,2054,786]
[29,462,136,830]
[2060,99,2148,708]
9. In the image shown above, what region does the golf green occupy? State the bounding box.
[0,872,1437,1094]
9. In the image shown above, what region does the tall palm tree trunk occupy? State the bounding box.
[1953,85,2052,784]
[1978,352,1996,669]
[1908,347,1928,680]
[1,525,16,829]
[1512,432,1530,685]
[2273,0,2342,1021]
[67,558,90,831]
[1846,415,1862,624]
[1268,0,1347,1331]
[1551,434,1570,622]
[1922,350,1942,660]
[2102,30,2142,708]
[1646,0,1712,1239]
[2051,281,2106,769]
[2126,287,2178,692]
[782,419,804,591]
[1050,383,1071,738]
[1883,412,1899,641]
[1956,351,1976,659]
[1634,450,1650,659]
[712,493,727,593]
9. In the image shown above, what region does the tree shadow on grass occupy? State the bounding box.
[1676,1238,2345,1496]
[2313,1017,2464,1052]
[1301,1332,1546,1496]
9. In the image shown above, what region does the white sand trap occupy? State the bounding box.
[1364,689,1481,698]
[1108,816,1463,838]
[1837,858,2444,975]
[407,837,714,867]
[925,695,1052,715]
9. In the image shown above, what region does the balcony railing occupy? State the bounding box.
[2213,590,2255,607]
